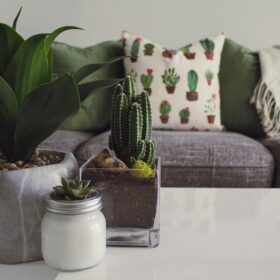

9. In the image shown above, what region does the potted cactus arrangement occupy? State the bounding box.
[144,43,155,55]
[141,69,154,95]
[186,70,199,101]
[130,37,142,62]
[0,8,123,264]
[160,100,171,124]
[179,107,190,124]
[80,76,160,248]
[204,94,217,123]
[162,68,180,94]
[200,38,215,60]
[205,69,214,86]
[180,44,196,59]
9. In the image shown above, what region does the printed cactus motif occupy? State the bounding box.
[159,100,171,124]
[130,37,142,62]
[204,93,217,124]
[162,49,173,58]
[205,69,214,86]
[144,43,155,55]
[186,70,199,101]
[161,68,180,94]
[200,39,215,60]
[179,107,190,124]
[180,44,196,59]
[110,76,156,167]
[141,69,154,95]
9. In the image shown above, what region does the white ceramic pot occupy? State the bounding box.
[0,151,78,264]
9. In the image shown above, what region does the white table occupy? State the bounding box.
[1,188,280,280]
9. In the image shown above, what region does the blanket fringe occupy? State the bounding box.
[250,80,280,137]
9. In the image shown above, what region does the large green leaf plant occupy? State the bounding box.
[0,8,123,162]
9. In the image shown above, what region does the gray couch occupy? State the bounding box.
[40,130,280,188]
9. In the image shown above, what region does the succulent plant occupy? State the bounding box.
[180,44,191,54]
[205,69,214,85]
[0,8,123,162]
[144,43,155,55]
[51,177,98,201]
[141,69,154,92]
[188,70,198,92]
[200,39,215,52]
[109,76,156,167]
[162,68,180,87]
[130,37,141,62]
[160,100,171,116]
[179,108,190,119]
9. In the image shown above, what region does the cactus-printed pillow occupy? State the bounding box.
[122,31,225,131]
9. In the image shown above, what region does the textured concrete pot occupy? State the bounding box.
[0,151,78,264]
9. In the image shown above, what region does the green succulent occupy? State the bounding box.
[188,70,198,92]
[160,100,171,115]
[200,39,215,52]
[179,108,190,119]
[180,44,191,54]
[51,177,98,201]
[161,68,180,87]
[205,69,214,79]
[0,8,122,162]
[144,43,155,52]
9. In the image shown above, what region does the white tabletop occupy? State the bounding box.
[1,187,280,280]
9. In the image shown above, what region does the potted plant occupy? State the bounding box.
[205,69,214,86]
[200,38,215,60]
[180,44,196,59]
[179,107,190,124]
[162,49,173,58]
[143,43,155,55]
[41,177,106,271]
[0,9,123,264]
[204,94,217,123]
[161,68,180,94]
[80,76,160,248]
[130,37,142,62]
[160,100,171,123]
[186,70,199,101]
[140,69,154,95]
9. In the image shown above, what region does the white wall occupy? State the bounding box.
[1,0,279,50]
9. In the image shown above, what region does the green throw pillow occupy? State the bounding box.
[52,40,125,132]
[219,39,264,138]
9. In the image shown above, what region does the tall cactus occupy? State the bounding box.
[109,76,156,167]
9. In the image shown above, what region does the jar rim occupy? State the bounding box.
[45,194,102,215]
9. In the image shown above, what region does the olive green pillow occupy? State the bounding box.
[52,40,125,132]
[220,39,264,138]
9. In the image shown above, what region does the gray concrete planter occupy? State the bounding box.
[0,151,78,264]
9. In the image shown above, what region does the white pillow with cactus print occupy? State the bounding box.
[122,31,225,131]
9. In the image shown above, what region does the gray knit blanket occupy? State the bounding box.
[250,48,280,137]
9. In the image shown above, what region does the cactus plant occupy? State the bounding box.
[162,49,173,58]
[200,39,215,60]
[180,44,196,59]
[51,177,98,201]
[186,70,199,101]
[140,69,154,95]
[205,69,214,86]
[109,76,156,167]
[179,108,190,124]
[143,43,155,55]
[159,100,171,124]
[161,68,180,94]
[204,93,217,123]
[130,37,142,62]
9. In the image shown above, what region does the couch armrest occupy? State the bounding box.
[260,137,280,187]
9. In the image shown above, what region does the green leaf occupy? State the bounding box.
[78,78,123,102]
[14,74,80,161]
[0,77,18,159]
[4,33,50,106]
[0,23,23,75]
[73,56,125,83]
[12,7,22,30]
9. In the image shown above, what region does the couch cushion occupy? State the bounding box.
[77,131,274,188]
[39,130,94,153]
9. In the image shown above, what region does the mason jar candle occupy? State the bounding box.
[41,194,106,271]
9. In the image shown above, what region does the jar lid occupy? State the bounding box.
[45,194,102,215]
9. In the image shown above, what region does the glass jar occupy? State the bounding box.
[41,194,106,271]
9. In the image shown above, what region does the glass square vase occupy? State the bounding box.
[80,156,160,248]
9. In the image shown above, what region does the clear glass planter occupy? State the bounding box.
[79,157,160,248]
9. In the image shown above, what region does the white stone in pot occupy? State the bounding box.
[0,151,78,264]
